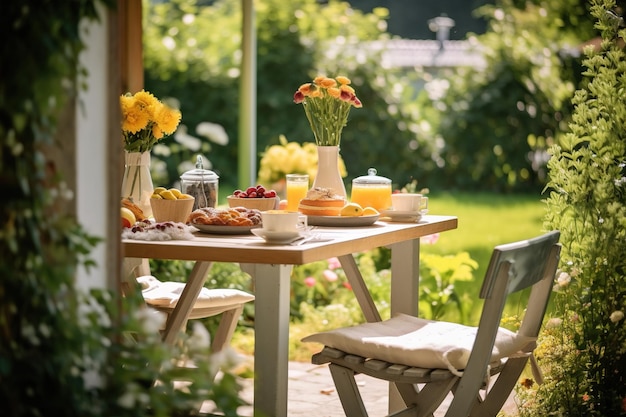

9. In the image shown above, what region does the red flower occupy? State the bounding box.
[293,91,305,104]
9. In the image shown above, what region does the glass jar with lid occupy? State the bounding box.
[180,155,219,210]
[350,168,392,211]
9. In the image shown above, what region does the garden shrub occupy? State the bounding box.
[428,0,594,193]
[518,1,626,415]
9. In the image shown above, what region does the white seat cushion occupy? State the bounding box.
[137,275,254,309]
[302,313,534,375]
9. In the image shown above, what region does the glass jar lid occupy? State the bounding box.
[180,155,219,183]
[352,168,391,185]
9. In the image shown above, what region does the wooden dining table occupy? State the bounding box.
[122,214,458,417]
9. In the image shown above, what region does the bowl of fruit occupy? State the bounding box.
[150,187,195,223]
[227,185,279,211]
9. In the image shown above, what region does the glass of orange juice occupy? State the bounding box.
[350,168,392,211]
[286,174,309,212]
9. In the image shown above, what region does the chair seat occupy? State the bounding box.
[135,274,255,353]
[303,313,533,376]
[312,346,506,384]
[137,275,255,313]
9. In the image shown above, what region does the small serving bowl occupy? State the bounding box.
[227,196,279,211]
[150,197,195,223]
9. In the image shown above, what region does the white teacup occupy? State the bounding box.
[261,210,308,233]
[391,193,428,212]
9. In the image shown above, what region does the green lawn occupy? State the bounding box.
[426,191,546,260]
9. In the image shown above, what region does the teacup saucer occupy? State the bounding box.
[251,228,302,244]
[380,209,428,222]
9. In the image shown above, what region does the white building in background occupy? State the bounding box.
[372,15,486,71]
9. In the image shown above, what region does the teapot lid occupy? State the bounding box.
[180,155,219,181]
[352,168,391,185]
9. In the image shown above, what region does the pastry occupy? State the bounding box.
[298,187,346,216]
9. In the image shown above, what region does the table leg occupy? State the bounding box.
[389,238,420,413]
[390,239,420,317]
[162,261,213,345]
[241,263,293,417]
[338,254,381,323]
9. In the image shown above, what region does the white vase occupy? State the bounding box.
[121,151,154,218]
[311,145,347,198]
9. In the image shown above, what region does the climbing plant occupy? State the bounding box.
[1,2,244,416]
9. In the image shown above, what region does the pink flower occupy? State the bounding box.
[327,257,341,270]
[421,233,440,245]
[343,281,352,290]
[323,270,338,282]
[582,394,590,402]
[304,276,316,287]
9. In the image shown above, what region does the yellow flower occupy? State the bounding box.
[257,135,347,185]
[120,90,181,153]
[293,75,362,146]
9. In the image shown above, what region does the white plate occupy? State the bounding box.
[251,228,302,244]
[193,224,260,235]
[307,214,380,227]
[380,209,428,222]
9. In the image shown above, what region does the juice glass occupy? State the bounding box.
[286,174,309,212]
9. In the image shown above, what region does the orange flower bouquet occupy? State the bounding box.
[293,75,362,146]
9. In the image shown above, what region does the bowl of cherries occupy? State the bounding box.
[226,185,279,211]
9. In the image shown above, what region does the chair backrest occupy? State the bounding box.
[481,230,561,299]
[448,231,561,416]
[479,230,561,338]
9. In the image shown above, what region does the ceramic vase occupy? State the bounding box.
[121,151,154,218]
[311,145,347,198]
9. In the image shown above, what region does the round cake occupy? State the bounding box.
[298,187,346,216]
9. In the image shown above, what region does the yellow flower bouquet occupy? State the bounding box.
[120,90,182,153]
[293,75,362,146]
[257,135,347,186]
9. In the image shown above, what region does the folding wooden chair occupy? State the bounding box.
[124,258,254,352]
[303,231,560,417]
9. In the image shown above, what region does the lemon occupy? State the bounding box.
[340,203,363,217]
[180,193,194,199]
[159,190,177,200]
[169,188,183,198]
[153,186,167,194]
[362,207,379,216]
[151,193,164,199]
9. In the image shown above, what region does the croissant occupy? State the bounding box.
[121,198,147,221]
[187,207,261,226]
